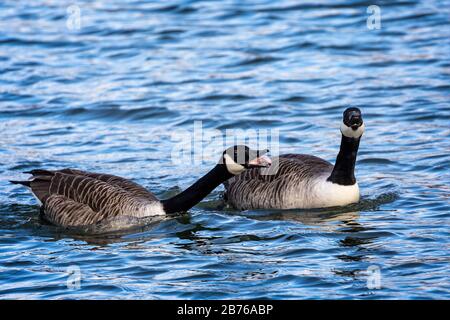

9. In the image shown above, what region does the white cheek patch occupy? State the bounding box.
[340,122,365,138]
[223,154,245,175]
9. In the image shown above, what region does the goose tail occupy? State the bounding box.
[10,170,55,204]
[9,180,31,187]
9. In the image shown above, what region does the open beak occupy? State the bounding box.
[248,149,272,168]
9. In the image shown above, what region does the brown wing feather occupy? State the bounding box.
[43,195,104,227]
[26,169,157,203]
[58,169,157,200]
[25,169,159,227]
[224,154,333,210]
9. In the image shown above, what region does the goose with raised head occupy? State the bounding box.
[224,107,364,210]
[10,146,271,228]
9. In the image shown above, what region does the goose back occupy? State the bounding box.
[26,169,163,227]
[224,154,334,210]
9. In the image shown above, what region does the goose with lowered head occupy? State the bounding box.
[10,145,271,228]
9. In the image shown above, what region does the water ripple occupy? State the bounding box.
[0,0,449,300]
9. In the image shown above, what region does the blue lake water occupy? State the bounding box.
[0,0,449,299]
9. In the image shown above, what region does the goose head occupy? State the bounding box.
[340,107,364,139]
[222,145,272,175]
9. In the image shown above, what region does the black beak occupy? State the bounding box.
[247,149,272,168]
[347,113,363,130]
[257,149,269,157]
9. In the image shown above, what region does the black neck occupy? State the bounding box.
[161,164,233,214]
[327,134,360,185]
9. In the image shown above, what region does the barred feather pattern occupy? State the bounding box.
[58,169,157,201]
[30,169,164,227]
[224,154,358,210]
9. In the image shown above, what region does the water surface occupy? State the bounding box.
[1,0,449,299]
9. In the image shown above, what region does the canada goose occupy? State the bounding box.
[224,107,364,210]
[10,146,271,228]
